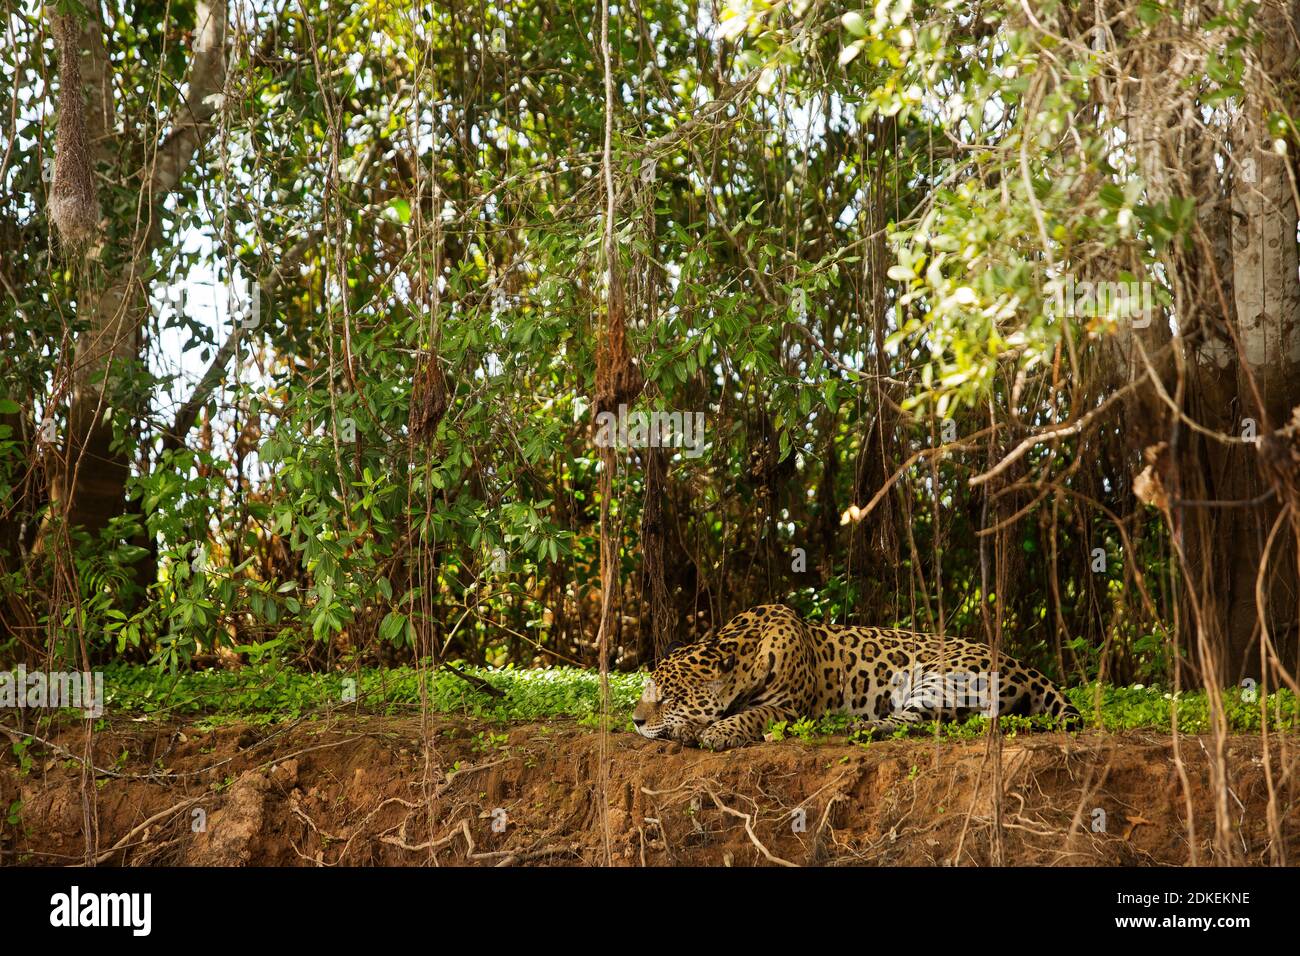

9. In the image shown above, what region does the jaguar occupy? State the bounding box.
[632,603,1080,750]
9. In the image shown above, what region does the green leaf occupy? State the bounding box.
[388,198,412,223]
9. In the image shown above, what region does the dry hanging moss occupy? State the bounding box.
[48,15,99,249]
[1261,406,1300,512]
[594,272,643,417]
[408,349,449,444]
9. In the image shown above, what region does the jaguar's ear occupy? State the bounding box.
[662,641,683,657]
[719,652,737,673]
[642,677,660,702]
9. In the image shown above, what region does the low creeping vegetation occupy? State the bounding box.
[770,684,1300,742]
[19,665,1299,739]
[98,662,644,727]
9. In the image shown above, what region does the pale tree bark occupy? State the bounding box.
[1175,0,1300,683]
[1113,0,1300,684]
[41,1,228,547]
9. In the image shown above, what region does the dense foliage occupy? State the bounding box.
[2,0,1299,703]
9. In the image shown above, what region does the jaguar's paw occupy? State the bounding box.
[697,725,747,751]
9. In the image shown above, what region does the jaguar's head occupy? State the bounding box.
[632,641,739,744]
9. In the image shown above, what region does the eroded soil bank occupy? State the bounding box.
[2,717,1297,865]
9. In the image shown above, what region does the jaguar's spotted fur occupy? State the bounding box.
[632,604,1080,749]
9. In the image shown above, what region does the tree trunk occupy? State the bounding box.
[38,3,228,555]
[1174,1,1300,683]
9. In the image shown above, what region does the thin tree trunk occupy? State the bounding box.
[38,2,228,553]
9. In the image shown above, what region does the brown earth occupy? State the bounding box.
[1,716,1297,866]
